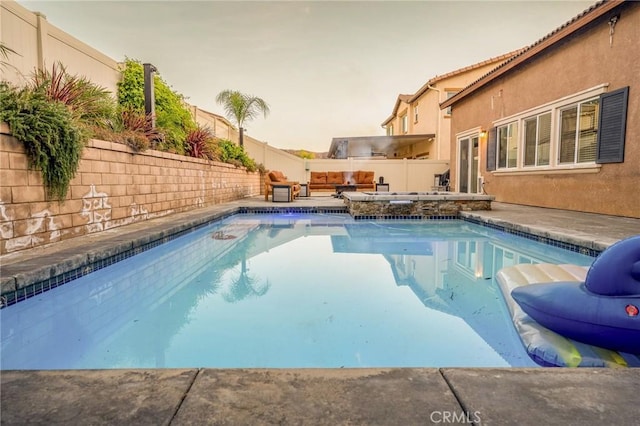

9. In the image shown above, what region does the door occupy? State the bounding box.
[458,136,479,193]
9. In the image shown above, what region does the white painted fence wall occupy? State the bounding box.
[1,0,120,92]
[305,159,450,192]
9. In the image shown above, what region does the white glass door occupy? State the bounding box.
[458,136,479,193]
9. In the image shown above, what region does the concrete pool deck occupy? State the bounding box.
[2,197,640,424]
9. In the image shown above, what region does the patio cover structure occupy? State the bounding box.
[328,134,435,159]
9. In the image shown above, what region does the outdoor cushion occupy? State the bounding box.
[360,171,374,184]
[269,171,287,182]
[342,171,357,184]
[327,171,343,184]
[310,171,327,184]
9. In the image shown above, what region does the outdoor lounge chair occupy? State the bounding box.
[264,171,301,202]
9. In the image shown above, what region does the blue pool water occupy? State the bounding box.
[0,214,594,369]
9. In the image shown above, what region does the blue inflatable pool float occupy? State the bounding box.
[512,235,640,355]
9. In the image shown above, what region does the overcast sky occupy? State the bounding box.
[18,0,595,152]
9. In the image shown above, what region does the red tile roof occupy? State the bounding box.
[381,49,524,126]
[441,0,624,110]
[407,49,525,104]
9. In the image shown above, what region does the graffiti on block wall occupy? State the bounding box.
[81,184,171,230]
[130,203,149,220]
[2,199,61,252]
[81,184,112,232]
[1,184,175,253]
[0,201,13,239]
[197,170,205,207]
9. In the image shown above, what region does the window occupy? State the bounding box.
[523,112,551,166]
[401,114,408,133]
[559,98,599,164]
[485,85,624,172]
[497,122,518,169]
[414,105,419,123]
[387,124,394,136]
[445,91,457,115]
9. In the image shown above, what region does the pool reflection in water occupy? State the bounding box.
[0,214,593,369]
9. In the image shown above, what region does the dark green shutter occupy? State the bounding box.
[596,86,628,164]
[486,127,497,171]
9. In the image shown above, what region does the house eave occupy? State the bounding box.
[407,48,525,104]
[440,0,624,110]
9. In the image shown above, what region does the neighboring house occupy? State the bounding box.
[329,52,520,160]
[377,51,522,160]
[442,0,638,218]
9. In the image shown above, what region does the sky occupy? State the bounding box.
[17,0,596,152]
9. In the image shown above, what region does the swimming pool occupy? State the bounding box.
[0,213,594,369]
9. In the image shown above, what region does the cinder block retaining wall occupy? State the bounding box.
[0,132,260,254]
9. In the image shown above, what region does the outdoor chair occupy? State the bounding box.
[264,171,301,202]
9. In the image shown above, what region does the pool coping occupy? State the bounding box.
[460,212,602,256]
[2,368,638,425]
[0,203,603,308]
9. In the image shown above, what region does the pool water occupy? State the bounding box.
[0,214,594,369]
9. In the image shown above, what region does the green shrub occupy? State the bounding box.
[185,125,219,160]
[217,139,257,172]
[32,62,116,131]
[0,82,86,200]
[117,58,196,154]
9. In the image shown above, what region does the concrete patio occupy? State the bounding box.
[1,197,640,425]
[2,368,639,425]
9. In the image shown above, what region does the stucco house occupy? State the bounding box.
[328,51,520,160]
[442,0,638,218]
[378,51,522,160]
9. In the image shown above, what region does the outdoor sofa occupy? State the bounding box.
[308,171,375,192]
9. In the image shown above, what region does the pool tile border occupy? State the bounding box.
[239,206,349,215]
[1,209,237,307]
[1,206,600,308]
[354,214,458,221]
[462,216,601,257]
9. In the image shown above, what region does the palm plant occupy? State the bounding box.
[1,42,17,68]
[215,89,270,146]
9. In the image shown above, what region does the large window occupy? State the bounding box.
[559,98,599,164]
[524,112,551,166]
[487,86,620,172]
[497,122,518,169]
[387,124,394,136]
[401,114,408,133]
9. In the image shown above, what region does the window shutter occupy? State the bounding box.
[486,127,497,171]
[596,86,629,164]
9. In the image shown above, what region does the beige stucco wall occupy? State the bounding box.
[0,1,39,85]
[1,0,120,91]
[305,158,449,192]
[190,107,237,142]
[449,3,640,218]
[384,60,516,161]
[0,131,260,254]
